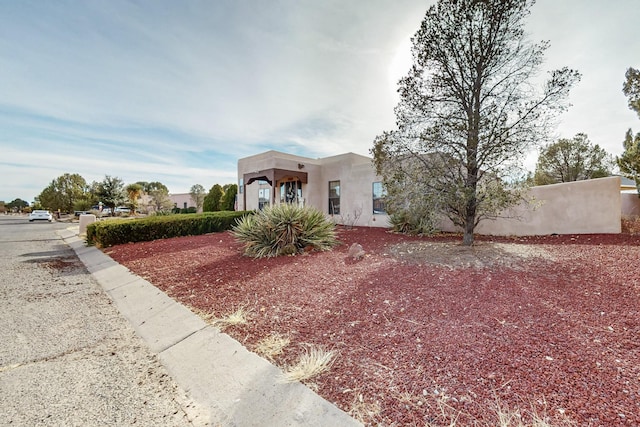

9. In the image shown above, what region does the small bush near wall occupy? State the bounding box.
[86,211,252,247]
[622,216,640,235]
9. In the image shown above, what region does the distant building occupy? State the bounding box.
[169,193,195,211]
[237,150,389,228]
[619,175,638,193]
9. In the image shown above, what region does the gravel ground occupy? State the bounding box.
[0,215,205,426]
[106,227,640,426]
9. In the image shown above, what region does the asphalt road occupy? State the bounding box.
[0,215,203,426]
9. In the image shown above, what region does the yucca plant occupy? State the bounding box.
[232,203,339,258]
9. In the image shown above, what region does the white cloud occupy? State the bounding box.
[1,0,639,202]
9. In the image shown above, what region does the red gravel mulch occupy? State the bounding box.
[104,227,640,426]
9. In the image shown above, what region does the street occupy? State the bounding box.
[0,215,200,426]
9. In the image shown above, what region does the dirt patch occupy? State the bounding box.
[43,256,85,271]
[387,240,553,269]
[105,227,640,426]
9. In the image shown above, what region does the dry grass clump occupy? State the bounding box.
[348,393,382,424]
[493,398,575,427]
[419,393,574,427]
[281,345,337,383]
[209,306,251,330]
[253,333,290,361]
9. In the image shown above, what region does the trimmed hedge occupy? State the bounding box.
[86,211,252,247]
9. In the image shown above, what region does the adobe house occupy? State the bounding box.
[237,150,390,227]
[238,150,626,236]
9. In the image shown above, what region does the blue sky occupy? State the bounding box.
[1,0,639,203]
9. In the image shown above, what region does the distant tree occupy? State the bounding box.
[7,198,29,211]
[623,67,640,119]
[203,184,224,212]
[86,181,101,206]
[617,129,640,196]
[36,173,88,212]
[73,198,94,213]
[372,0,580,245]
[150,188,173,212]
[619,68,640,196]
[125,183,143,213]
[137,181,172,212]
[96,176,126,215]
[36,185,60,211]
[534,133,614,185]
[190,184,206,213]
[221,184,238,211]
[136,181,167,194]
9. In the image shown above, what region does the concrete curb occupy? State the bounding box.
[59,228,362,427]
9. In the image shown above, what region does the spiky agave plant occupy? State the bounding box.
[232,204,339,258]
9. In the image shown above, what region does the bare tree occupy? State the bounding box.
[138,181,172,212]
[190,184,206,213]
[373,0,580,245]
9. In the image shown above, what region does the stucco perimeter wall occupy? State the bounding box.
[462,176,622,236]
[621,192,640,218]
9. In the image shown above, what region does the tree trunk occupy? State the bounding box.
[462,203,476,246]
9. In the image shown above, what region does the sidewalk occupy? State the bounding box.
[59,228,361,427]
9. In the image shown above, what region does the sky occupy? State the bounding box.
[1,0,639,204]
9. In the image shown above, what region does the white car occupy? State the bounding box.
[29,210,53,222]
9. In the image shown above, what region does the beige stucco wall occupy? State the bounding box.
[318,153,390,227]
[469,176,622,236]
[238,151,323,210]
[621,192,640,218]
[169,193,195,210]
[238,151,390,227]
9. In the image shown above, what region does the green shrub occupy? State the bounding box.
[232,204,339,258]
[86,211,251,247]
[389,210,439,235]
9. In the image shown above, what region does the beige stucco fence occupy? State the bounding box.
[440,176,623,236]
[622,192,640,218]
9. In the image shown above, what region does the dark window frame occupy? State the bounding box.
[328,180,340,215]
[372,181,386,214]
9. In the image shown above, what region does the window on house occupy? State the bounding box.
[280,181,302,204]
[239,178,243,194]
[258,188,270,210]
[183,202,187,209]
[329,180,340,215]
[372,182,387,214]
